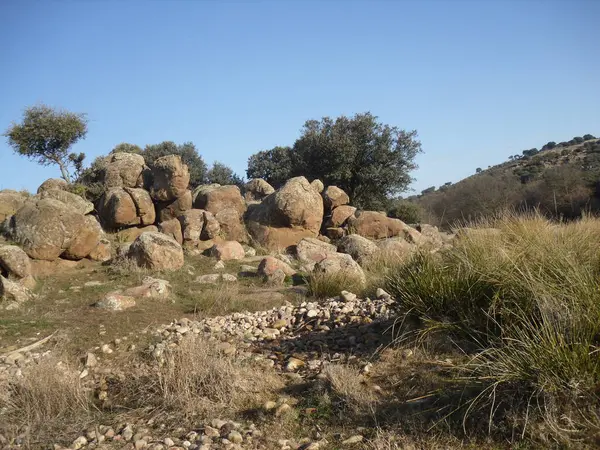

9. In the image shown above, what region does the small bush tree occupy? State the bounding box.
[4,104,88,182]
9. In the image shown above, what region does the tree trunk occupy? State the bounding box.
[57,161,71,183]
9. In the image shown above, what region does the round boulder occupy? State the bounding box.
[37,178,68,193]
[244,179,275,202]
[323,186,349,210]
[8,198,100,260]
[38,189,94,215]
[337,234,379,264]
[0,245,32,279]
[0,190,29,222]
[102,152,147,189]
[150,155,190,202]
[127,232,184,271]
[211,241,245,261]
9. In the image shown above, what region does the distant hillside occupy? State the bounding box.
[411,134,600,228]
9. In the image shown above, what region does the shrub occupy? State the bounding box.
[385,213,600,441]
[386,199,423,224]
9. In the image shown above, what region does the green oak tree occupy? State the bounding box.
[4,104,88,182]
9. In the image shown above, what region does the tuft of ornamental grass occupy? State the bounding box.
[385,211,600,442]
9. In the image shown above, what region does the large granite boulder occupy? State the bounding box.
[38,189,94,215]
[155,189,192,222]
[150,155,190,202]
[7,198,101,260]
[337,234,379,264]
[244,179,275,202]
[102,152,148,189]
[323,186,349,210]
[313,253,366,285]
[127,232,184,271]
[37,178,68,193]
[246,177,324,251]
[0,190,29,222]
[97,188,154,229]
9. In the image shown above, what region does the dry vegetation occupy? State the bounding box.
[3,213,600,448]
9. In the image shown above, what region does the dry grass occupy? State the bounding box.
[322,363,379,415]
[110,334,283,422]
[157,335,280,416]
[307,271,366,299]
[0,351,95,447]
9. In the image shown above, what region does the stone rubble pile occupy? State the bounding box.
[150,289,396,373]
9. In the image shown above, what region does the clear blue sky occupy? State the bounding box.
[1,0,598,194]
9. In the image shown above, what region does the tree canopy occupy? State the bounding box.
[4,104,88,182]
[207,161,244,187]
[246,113,421,209]
[246,146,293,188]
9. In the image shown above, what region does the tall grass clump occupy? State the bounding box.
[307,271,366,299]
[0,353,95,446]
[385,212,600,442]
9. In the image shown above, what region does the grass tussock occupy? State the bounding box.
[118,335,283,421]
[0,353,95,446]
[307,270,366,299]
[385,211,600,443]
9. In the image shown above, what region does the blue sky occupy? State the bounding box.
[1,0,598,194]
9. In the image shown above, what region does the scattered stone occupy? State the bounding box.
[95,292,136,311]
[340,290,357,302]
[286,357,305,371]
[214,260,225,270]
[211,241,245,261]
[85,352,97,368]
[342,435,364,445]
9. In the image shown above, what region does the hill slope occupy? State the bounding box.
[413,135,600,227]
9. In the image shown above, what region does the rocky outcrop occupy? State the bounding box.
[102,152,148,189]
[155,190,192,222]
[0,190,28,222]
[244,179,275,202]
[7,198,101,260]
[158,219,183,245]
[62,215,104,260]
[337,234,379,263]
[37,178,68,193]
[37,189,94,215]
[97,188,154,229]
[246,177,324,251]
[127,232,184,271]
[150,155,190,202]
